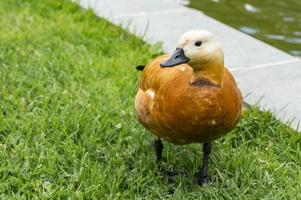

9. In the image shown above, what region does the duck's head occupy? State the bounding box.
[160,30,224,69]
[160,30,224,71]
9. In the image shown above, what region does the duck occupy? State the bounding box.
[135,30,242,185]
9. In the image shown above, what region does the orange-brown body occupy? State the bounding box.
[135,55,242,144]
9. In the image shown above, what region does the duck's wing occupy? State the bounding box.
[138,55,170,91]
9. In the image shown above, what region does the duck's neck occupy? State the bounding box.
[190,62,224,86]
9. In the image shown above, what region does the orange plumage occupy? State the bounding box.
[135,55,242,144]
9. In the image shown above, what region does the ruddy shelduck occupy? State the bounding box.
[135,30,242,185]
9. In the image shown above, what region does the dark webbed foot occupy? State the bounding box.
[197,175,209,185]
[196,142,212,186]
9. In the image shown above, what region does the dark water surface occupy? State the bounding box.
[188,0,301,56]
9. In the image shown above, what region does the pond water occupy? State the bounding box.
[188,0,301,57]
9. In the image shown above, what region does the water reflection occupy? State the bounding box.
[188,0,301,57]
[239,27,259,35]
[244,4,259,13]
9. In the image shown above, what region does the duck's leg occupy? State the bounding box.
[197,142,212,185]
[154,138,163,162]
[154,138,183,183]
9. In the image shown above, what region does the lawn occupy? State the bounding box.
[0,0,300,199]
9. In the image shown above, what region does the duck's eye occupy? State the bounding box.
[194,40,202,47]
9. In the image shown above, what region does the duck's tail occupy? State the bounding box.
[136,65,145,71]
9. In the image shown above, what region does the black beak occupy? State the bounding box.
[160,48,190,68]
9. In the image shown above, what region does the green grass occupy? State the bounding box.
[0,0,300,199]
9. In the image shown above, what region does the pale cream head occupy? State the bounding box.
[177,30,224,70]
